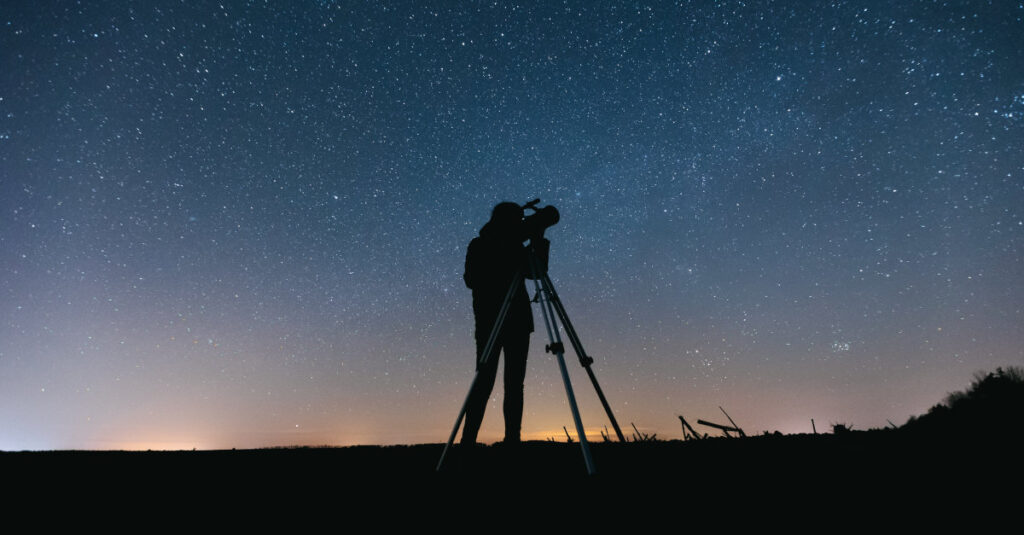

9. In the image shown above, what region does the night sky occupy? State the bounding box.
[2,1,1022,450]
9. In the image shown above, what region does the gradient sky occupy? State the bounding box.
[1,1,1021,450]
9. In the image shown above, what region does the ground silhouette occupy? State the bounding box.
[3,368,1020,512]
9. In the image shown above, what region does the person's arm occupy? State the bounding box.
[464,238,483,289]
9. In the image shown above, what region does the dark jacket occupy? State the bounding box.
[464,223,549,341]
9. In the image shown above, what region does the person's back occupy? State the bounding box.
[464,215,535,347]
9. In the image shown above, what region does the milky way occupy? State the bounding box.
[2,1,1022,449]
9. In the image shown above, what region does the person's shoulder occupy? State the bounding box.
[466,236,488,257]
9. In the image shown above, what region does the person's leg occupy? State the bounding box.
[502,332,530,443]
[462,332,501,445]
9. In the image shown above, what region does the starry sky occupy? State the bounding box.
[2,1,1022,450]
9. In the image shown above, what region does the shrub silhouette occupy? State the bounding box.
[904,366,1024,436]
[831,422,853,435]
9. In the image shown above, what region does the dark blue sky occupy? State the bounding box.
[2,1,1022,449]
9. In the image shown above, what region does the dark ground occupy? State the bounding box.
[3,430,1018,517]
[8,372,1019,523]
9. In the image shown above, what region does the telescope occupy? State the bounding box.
[521,198,559,240]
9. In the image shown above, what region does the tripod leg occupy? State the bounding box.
[540,273,628,443]
[528,255,596,475]
[437,270,524,472]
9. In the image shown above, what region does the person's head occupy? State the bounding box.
[489,202,524,238]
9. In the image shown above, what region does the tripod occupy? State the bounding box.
[436,241,626,475]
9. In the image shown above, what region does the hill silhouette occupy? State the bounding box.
[902,366,1024,437]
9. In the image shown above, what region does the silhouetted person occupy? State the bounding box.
[461,202,549,445]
